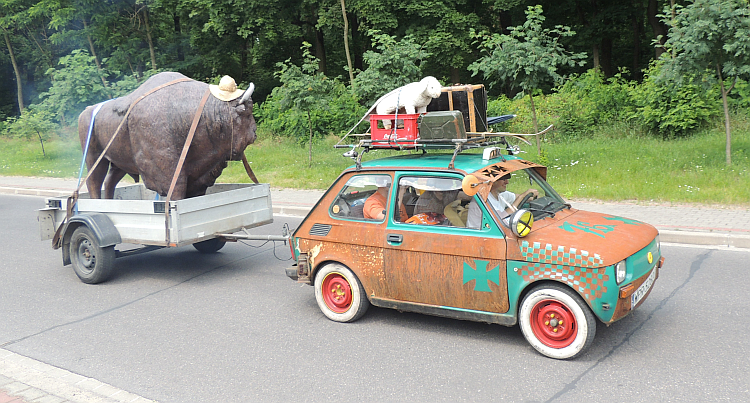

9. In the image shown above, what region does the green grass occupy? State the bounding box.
[535,117,750,206]
[1,116,748,206]
[0,135,83,178]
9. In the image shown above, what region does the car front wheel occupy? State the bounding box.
[314,263,369,322]
[519,283,596,359]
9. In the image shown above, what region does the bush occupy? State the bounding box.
[628,61,719,137]
[257,43,367,143]
[258,81,366,141]
[351,32,432,106]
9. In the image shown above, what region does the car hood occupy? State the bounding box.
[518,209,658,268]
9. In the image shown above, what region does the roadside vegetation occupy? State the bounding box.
[2,110,748,206]
[1,0,748,206]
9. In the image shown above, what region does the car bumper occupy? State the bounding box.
[608,256,664,323]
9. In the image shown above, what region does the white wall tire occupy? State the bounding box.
[519,283,597,359]
[314,263,369,323]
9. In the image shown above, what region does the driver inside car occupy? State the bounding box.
[466,173,538,228]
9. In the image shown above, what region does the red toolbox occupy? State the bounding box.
[369,114,420,148]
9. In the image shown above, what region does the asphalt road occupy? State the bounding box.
[2,193,749,402]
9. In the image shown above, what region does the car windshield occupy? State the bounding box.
[504,168,569,219]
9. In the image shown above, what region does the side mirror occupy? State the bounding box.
[462,175,487,197]
[506,209,534,237]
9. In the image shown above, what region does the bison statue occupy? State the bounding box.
[78,72,257,200]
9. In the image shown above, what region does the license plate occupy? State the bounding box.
[631,268,657,308]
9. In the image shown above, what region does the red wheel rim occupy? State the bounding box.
[321,273,353,313]
[529,299,578,348]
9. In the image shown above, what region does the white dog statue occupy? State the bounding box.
[375,76,442,129]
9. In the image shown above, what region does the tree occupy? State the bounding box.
[2,108,57,156]
[1,0,37,113]
[659,0,750,165]
[340,0,354,86]
[274,42,335,167]
[469,5,587,154]
[351,32,431,106]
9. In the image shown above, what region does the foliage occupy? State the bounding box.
[37,49,110,126]
[469,5,587,94]
[659,0,750,85]
[470,5,587,153]
[1,107,57,156]
[260,42,367,166]
[351,32,432,106]
[631,61,719,136]
[259,81,364,140]
[658,0,750,163]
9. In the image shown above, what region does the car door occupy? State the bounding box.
[378,173,510,314]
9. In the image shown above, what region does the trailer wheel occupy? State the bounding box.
[193,238,226,253]
[70,226,115,284]
[519,283,596,359]
[314,263,369,322]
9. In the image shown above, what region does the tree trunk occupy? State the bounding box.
[83,18,111,97]
[450,67,461,85]
[143,7,157,70]
[3,30,24,113]
[173,13,184,62]
[632,3,642,80]
[718,69,736,166]
[36,129,46,157]
[600,38,613,77]
[647,0,667,58]
[341,0,354,86]
[239,37,249,83]
[351,15,363,71]
[307,110,314,168]
[529,92,540,155]
[592,44,600,71]
[315,26,326,74]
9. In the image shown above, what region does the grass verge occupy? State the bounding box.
[1,115,748,206]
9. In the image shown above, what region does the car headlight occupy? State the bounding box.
[615,260,627,284]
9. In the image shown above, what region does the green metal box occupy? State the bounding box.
[418,111,467,141]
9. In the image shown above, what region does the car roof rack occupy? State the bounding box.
[335,112,553,170]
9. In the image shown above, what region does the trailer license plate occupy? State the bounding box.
[631,268,657,308]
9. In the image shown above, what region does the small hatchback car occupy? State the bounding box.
[287,150,664,359]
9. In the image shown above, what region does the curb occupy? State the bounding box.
[659,229,750,249]
[0,186,72,198]
[0,349,156,403]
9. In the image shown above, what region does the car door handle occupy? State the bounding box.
[387,234,403,244]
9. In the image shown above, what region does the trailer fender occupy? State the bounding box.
[61,213,121,266]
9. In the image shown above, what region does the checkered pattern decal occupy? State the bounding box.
[518,263,609,301]
[519,241,608,301]
[520,241,604,268]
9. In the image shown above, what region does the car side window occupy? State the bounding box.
[396,176,470,227]
[330,174,392,221]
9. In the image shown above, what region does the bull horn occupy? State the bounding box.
[240,82,255,103]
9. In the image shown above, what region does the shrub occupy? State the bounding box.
[629,61,719,137]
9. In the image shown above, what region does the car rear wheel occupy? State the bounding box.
[314,263,369,322]
[519,283,596,359]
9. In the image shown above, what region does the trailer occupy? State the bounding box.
[39,182,288,284]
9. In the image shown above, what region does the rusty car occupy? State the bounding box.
[286,148,664,359]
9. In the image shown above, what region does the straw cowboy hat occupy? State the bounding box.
[209,75,245,101]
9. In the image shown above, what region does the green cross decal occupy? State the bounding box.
[463,260,500,292]
[603,216,641,225]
